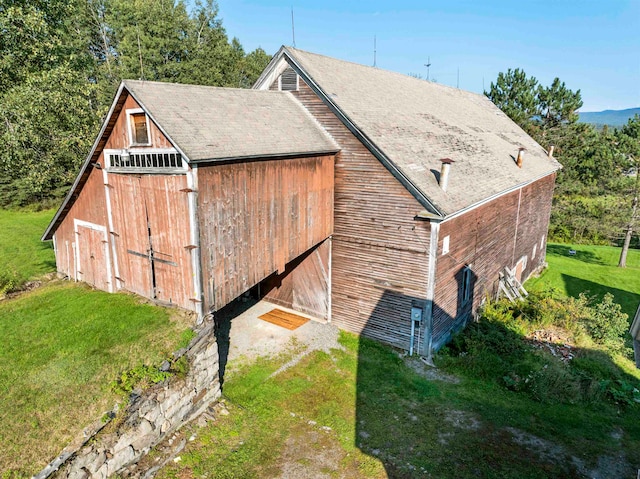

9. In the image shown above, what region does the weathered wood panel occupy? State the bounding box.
[286,76,432,352]
[76,223,109,290]
[104,95,173,150]
[262,239,330,319]
[198,155,334,312]
[53,161,109,283]
[108,173,195,311]
[432,173,556,348]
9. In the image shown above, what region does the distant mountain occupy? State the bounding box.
[578,108,640,128]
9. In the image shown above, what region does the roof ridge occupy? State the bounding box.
[285,46,488,101]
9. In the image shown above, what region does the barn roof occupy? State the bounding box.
[123,80,338,162]
[42,81,338,241]
[255,47,561,217]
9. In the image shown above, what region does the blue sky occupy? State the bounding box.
[216,0,640,112]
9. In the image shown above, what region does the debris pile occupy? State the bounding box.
[527,329,575,363]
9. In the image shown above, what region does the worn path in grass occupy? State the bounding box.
[527,243,640,318]
[156,330,639,479]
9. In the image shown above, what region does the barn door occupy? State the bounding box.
[75,221,110,291]
[110,174,191,306]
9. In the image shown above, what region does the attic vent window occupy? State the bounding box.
[279,67,299,91]
[105,149,185,173]
[127,108,151,146]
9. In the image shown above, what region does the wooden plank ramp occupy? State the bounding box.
[258,308,310,330]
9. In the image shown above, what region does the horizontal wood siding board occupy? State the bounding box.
[287,79,432,351]
[432,173,556,345]
[198,155,335,312]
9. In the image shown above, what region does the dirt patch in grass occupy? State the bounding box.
[404,356,460,383]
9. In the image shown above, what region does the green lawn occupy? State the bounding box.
[157,332,639,479]
[527,243,640,318]
[0,209,56,283]
[0,210,194,476]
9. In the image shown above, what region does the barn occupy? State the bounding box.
[43,46,560,358]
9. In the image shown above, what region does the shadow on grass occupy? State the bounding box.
[546,244,606,265]
[561,273,640,319]
[354,287,639,478]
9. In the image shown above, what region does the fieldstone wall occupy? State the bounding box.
[35,321,220,479]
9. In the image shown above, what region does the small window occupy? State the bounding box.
[540,235,546,250]
[461,266,472,305]
[532,244,537,260]
[442,235,450,255]
[131,113,149,144]
[127,109,151,146]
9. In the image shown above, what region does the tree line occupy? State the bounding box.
[486,68,640,251]
[0,0,271,207]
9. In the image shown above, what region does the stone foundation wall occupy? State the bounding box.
[36,321,220,479]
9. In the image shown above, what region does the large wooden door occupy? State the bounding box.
[109,174,193,308]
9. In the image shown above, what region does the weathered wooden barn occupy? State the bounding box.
[43,47,560,357]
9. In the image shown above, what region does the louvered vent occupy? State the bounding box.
[280,67,298,91]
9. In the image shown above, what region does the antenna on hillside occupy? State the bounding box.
[373,35,377,67]
[424,57,431,81]
[291,7,296,47]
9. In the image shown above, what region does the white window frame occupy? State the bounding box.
[126,108,152,147]
[442,235,450,255]
[103,148,187,174]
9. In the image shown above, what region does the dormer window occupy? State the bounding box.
[127,109,151,146]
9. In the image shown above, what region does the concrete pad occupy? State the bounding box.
[214,298,340,380]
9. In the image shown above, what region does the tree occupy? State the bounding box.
[537,77,583,129]
[617,116,640,267]
[0,0,272,207]
[485,68,539,126]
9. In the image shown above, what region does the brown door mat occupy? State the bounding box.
[258,308,310,330]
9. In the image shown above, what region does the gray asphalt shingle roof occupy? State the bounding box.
[281,48,561,216]
[123,80,337,161]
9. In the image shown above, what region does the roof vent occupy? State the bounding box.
[516,148,525,168]
[280,67,298,91]
[439,158,454,192]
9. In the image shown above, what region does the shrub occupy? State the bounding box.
[0,267,23,296]
[579,293,628,349]
[439,292,639,407]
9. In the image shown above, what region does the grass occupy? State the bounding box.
[0,210,195,476]
[156,331,639,479]
[0,283,194,476]
[527,242,640,318]
[0,209,56,285]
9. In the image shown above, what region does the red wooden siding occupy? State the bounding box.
[104,95,173,150]
[262,239,330,320]
[53,162,109,284]
[432,173,556,348]
[53,91,193,310]
[197,155,335,312]
[286,77,432,352]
